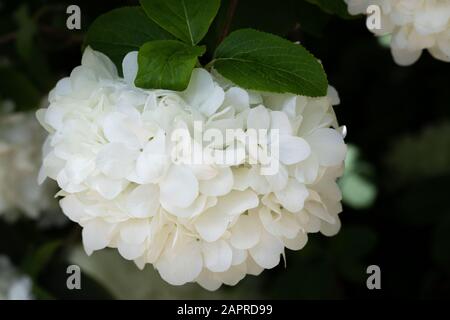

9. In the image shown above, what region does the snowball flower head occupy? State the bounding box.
[0,110,57,221]
[37,47,347,290]
[0,255,33,300]
[345,0,450,65]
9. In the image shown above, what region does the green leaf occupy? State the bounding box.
[305,0,354,19]
[432,215,450,271]
[84,7,174,69]
[213,29,328,97]
[14,5,36,63]
[22,240,62,279]
[139,0,221,45]
[135,40,205,90]
[14,5,53,90]
[0,67,41,111]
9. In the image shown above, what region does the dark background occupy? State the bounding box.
[0,0,449,299]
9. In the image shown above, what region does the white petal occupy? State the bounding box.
[82,46,117,79]
[220,190,259,216]
[199,167,233,196]
[320,214,341,236]
[117,240,146,260]
[122,51,138,85]
[232,166,250,191]
[64,156,95,184]
[195,208,232,242]
[278,135,311,165]
[230,213,261,250]
[246,257,264,276]
[270,111,292,135]
[155,235,203,285]
[96,143,138,179]
[133,137,169,184]
[88,174,127,200]
[307,128,347,167]
[247,105,270,130]
[203,240,233,272]
[259,207,300,239]
[265,163,288,191]
[196,269,222,291]
[194,190,256,241]
[307,201,336,224]
[162,194,208,218]
[60,195,86,223]
[119,219,151,244]
[48,77,71,101]
[327,86,340,105]
[297,210,321,233]
[199,85,225,116]
[160,165,199,208]
[102,112,141,149]
[82,219,115,255]
[56,170,87,193]
[223,87,250,112]
[248,165,271,194]
[283,231,308,251]
[231,247,248,266]
[182,68,224,117]
[219,263,247,286]
[391,46,422,66]
[249,231,284,269]
[190,164,218,181]
[274,179,309,213]
[295,153,319,184]
[126,184,160,218]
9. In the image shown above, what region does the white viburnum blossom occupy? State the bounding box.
[0,255,33,300]
[0,109,59,223]
[37,47,347,290]
[345,0,450,65]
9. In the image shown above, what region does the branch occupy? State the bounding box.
[218,0,239,45]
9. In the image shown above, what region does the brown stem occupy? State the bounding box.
[218,0,239,45]
[0,32,16,44]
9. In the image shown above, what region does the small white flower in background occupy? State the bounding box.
[345,0,450,65]
[0,255,33,300]
[0,106,60,225]
[37,47,347,290]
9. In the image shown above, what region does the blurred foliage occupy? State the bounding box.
[0,0,449,299]
[340,145,377,210]
[386,122,450,188]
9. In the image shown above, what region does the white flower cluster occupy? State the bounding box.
[0,110,57,222]
[0,255,33,300]
[37,47,347,290]
[345,0,450,65]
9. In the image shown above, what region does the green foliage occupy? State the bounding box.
[305,0,353,19]
[139,0,221,45]
[22,240,62,279]
[135,40,205,90]
[387,123,450,186]
[84,7,174,69]
[0,67,41,111]
[213,29,328,96]
[432,216,450,271]
[14,5,35,63]
[84,1,328,95]
[340,145,377,210]
[14,5,53,90]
